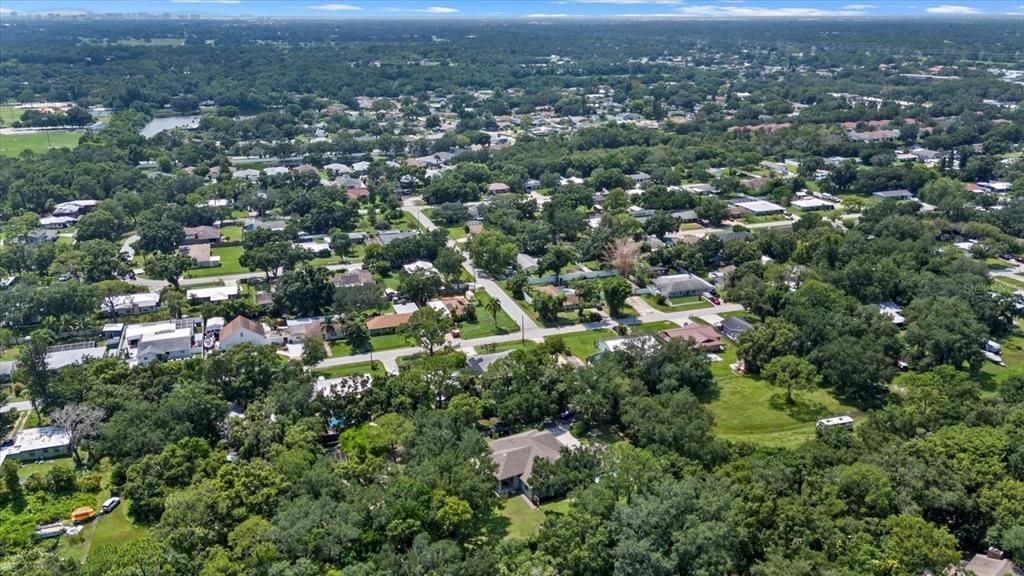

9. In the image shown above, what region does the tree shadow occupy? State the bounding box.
[472,508,511,543]
[768,392,831,421]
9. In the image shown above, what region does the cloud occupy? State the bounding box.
[383,5,457,13]
[170,0,242,4]
[307,3,361,10]
[672,5,870,17]
[0,7,12,14]
[843,4,876,9]
[925,4,979,13]
[527,13,573,17]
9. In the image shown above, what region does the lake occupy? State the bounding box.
[140,115,201,138]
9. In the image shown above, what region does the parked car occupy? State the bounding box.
[101,497,121,514]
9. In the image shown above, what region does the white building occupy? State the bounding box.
[0,426,71,466]
[120,319,201,366]
[102,292,161,317]
[218,316,270,351]
[186,285,240,303]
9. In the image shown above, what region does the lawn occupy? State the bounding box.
[0,105,22,124]
[371,332,409,351]
[474,340,538,354]
[994,275,1024,289]
[220,225,244,242]
[705,344,859,449]
[559,329,616,360]
[17,456,75,480]
[316,361,387,379]
[498,496,572,540]
[184,245,247,278]
[630,320,679,334]
[1,345,19,360]
[0,130,84,157]
[640,294,713,313]
[57,459,148,563]
[979,321,1024,395]
[456,293,519,339]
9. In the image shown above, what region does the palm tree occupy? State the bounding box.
[485,298,501,327]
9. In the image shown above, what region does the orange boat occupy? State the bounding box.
[71,507,95,524]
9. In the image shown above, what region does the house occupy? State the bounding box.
[790,198,836,211]
[181,244,221,268]
[243,218,288,233]
[467,350,513,374]
[954,551,1020,576]
[182,225,221,245]
[263,166,289,177]
[39,216,77,229]
[403,260,439,275]
[848,129,900,142]
[428,296,472,320]
[366,313,413,335]
[346,188,370,201]
[489,430,563,503]
[594,335,658,359]
[375,230,419,245]
[535,285,579,310]
[629,172,651,187]
[102,292,161,317]
[717,316,753,342]
[219,316,268,351]
[324,163,352,176]
[330,269,376,288]
[673,209,700,223]
[137,328,200,365]
[0,426,71,467]
[652,273,714,298]
[487,183,510,194]
[873,189,914,201]
[524,179,541,192]
[878,302,905,325]
[233,169,261,181]
[314,374,372,399]
[759,160,789,176]
[0,361,15,383]
[681,183,717,195]
[45,342,108,371]
[52,200,99,217]
[347,232,368,245]
[658,324,723,351]
[25,229,58,245]
[735,200,786,216]
[186,285,240,303]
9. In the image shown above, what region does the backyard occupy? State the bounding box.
[498,496,572,540]
[705,343,859,449]
[559,329,616,360]
[183,245,246,278]
[455,293,519,339]
[640,294,714,313]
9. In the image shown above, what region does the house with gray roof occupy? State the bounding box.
[652,273,714,298]
[489,429,563,503]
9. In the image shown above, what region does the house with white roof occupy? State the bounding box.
[102,292,161,317]
[186,285,240,303]
[0,426,71,467]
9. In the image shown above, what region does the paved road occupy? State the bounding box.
[317,302,742,370]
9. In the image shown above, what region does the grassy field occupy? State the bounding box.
[630,320,679,334]
[16,456,75,480]
[474,340,538,354]
[559,329,616,360]
[0,105,22,124]
[57,460,148,564]
[994,275,1024,289]
[979,321,1024,395]
[457,293,519,339]
[0,130,84,157]
[220,225,244,242]
[706,343,858,449]
[498,496,572,540]
[371,332,409,351]
[184,246,247,278]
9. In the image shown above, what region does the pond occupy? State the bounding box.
[140,115,200,138]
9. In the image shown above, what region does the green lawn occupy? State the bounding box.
[16,457,75,480]
[0,130,84,157]
[457,293,519,339]
[994,275,1024,289]
[559,329,616,360]
[220,225,244,242]
[329,341,353,357]
[630,320,679,334]
[371,332,409,351]
[706,344,858,449]
[446,226,468,240]
[184,245,247,278]
[474,340,538,354]
[316,361,387,379]
[979,321,1024,395]
[499,496,572,540]
[1,345,20,360]
[57,459,148,564]
[640,294,713,313]
[0,105,22,124]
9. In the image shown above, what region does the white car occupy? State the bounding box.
[101,497,121,514]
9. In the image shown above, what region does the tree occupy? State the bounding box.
[602,276,632,318]
[333,283,387,315]
[273,266,333,317]
[737,317,799,374]
[137,218,185,256]
[145,251,195,290]
[878,515,959,576]
[604,237,639,277]
[240,229,309,279]
[301,336,327,369]
[398,270,442,305]
[762,355,821,404]
[343,320,371,353]
[533,292,564,324]
[696,197,729,226]
[75,210,126,242]
[905,296,986,372]
[484,297,501,326]
[434,247,464,283]
[17,330,52,417]
[540,244,576,285]
[404,306,451,355]
[468,230,517,277]
[643,212,679,239]
[51,403,105,466]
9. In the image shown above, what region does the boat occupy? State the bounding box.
[71,506,95,524]
[34,522,66,539]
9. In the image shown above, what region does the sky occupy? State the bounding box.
[0,0,1022,19]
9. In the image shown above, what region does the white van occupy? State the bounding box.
[101,497,121,513]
